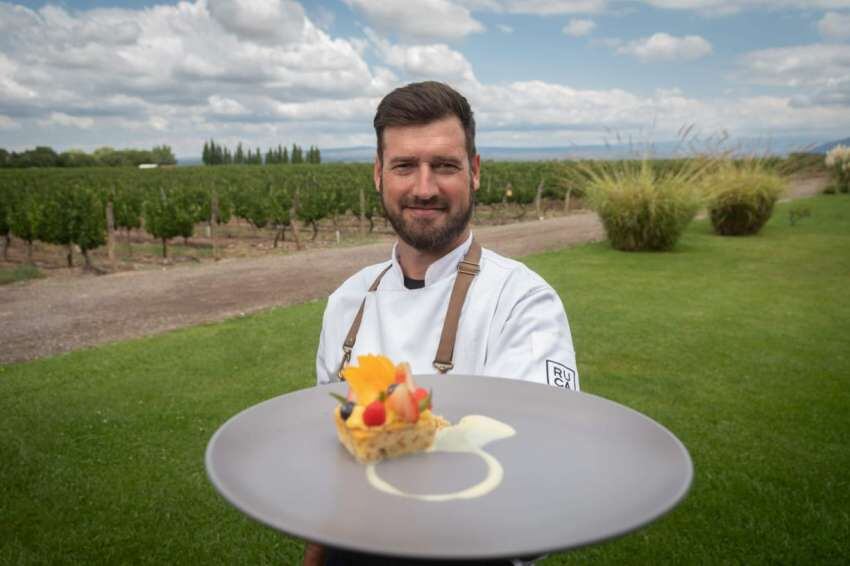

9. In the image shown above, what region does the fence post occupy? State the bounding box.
[359,185,366,238]
[106,198,117,271]
[535,179,544,220]
[211,190,219,260]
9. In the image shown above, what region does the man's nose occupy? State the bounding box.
[412,163,438,198]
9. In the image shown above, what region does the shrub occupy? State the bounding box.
[824,145,850,194]
[705,160,786,236]
[578,158,707,251]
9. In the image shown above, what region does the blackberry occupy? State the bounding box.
[340,401,354,421]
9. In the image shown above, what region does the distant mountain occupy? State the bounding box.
[812,138,850,154]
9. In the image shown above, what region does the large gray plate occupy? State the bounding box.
[206,375,692,561]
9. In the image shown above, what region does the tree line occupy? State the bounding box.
[202,140,321,166]
[0,146,177,169]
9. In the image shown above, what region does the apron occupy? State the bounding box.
[337,239,482,380]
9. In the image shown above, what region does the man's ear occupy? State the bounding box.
[373,153,382,193]
[471,153,481,192]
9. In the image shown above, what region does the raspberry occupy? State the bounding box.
[362,400,386,427]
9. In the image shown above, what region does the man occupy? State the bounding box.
[316,81,578,389]
[307,81,578,565]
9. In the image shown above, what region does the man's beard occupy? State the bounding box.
[379,179,475,254]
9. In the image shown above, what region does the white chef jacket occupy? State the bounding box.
[316,234,579,390]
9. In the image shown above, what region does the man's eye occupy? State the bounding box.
[393,163,414,172]
[434,162,460,172]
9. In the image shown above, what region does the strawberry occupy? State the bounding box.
[362,400,386,427]
[394,362,417,391]
[413,387,431,410]
[387,382,419,423]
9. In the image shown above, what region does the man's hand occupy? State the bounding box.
[303,542,326,566]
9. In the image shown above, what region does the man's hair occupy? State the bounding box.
[374,81,476,163]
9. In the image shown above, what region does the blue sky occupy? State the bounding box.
[1,1,849,158]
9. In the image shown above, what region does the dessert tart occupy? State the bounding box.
[332,355,449,463]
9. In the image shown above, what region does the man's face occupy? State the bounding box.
[374,116,480,254]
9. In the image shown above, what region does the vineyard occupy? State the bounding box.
[0,155,823,276]
[0,161,581,274]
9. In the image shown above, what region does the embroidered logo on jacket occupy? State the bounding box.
[546,360,577,390]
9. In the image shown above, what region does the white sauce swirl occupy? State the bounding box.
[366,415,516,502]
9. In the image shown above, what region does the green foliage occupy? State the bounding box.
[705,159,786,236]
[58,149,97,168]
[0,145,175,168]
[578,159,707,251]
[143,185,195,256]
[0,182,10,238]
[0,263,44,285]
[111,183,144,231]
[8,185,42,246]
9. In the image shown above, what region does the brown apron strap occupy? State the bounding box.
[337,239,482,379]
[433,239,481,373]
[336,264,392,380]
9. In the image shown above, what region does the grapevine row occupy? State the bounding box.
[0,161,582,266]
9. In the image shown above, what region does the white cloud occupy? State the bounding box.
[616,33,712,62]
[818,12,850,40]
[740,43,850,107]
[740,43,850,87]
[644,0,850,16]
[207,0,306,45]
[563,18,596,37]
[344,0,484,40]
[208,95,249,117]
[469,80,850,147]
[39,112,95,129]
[271,97,379,121]
[1,0,849,156]
[497,24,514,33]
[471,0,608,14]
[366,29,477,82]
[0,52,38,102]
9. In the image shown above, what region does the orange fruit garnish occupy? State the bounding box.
[341,354,396,405]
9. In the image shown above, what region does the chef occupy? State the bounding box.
[307,81,578,566]
[316,81,578,391]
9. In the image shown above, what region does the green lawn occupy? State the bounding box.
[2,196,848,564]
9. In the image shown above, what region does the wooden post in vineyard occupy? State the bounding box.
[106,198,117,271]
[290,188,303,251]
[534,179,544,220]
[211,190,219,260]
[359,185,366,238]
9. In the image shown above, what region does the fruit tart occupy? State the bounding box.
[332,355,449,463]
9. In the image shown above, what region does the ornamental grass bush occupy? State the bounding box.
[824,145,850,194]
[705,160,786,236]
[579,159,708,251]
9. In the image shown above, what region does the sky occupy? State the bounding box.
[1,0,849,159]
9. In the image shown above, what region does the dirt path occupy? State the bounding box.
[0,175,826,364]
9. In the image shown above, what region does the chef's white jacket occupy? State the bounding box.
[316,234,579,390]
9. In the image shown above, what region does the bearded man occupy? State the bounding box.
[316,81,578,390]
[307,81,578,565]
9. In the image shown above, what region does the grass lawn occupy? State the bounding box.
[2,196,848,564]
